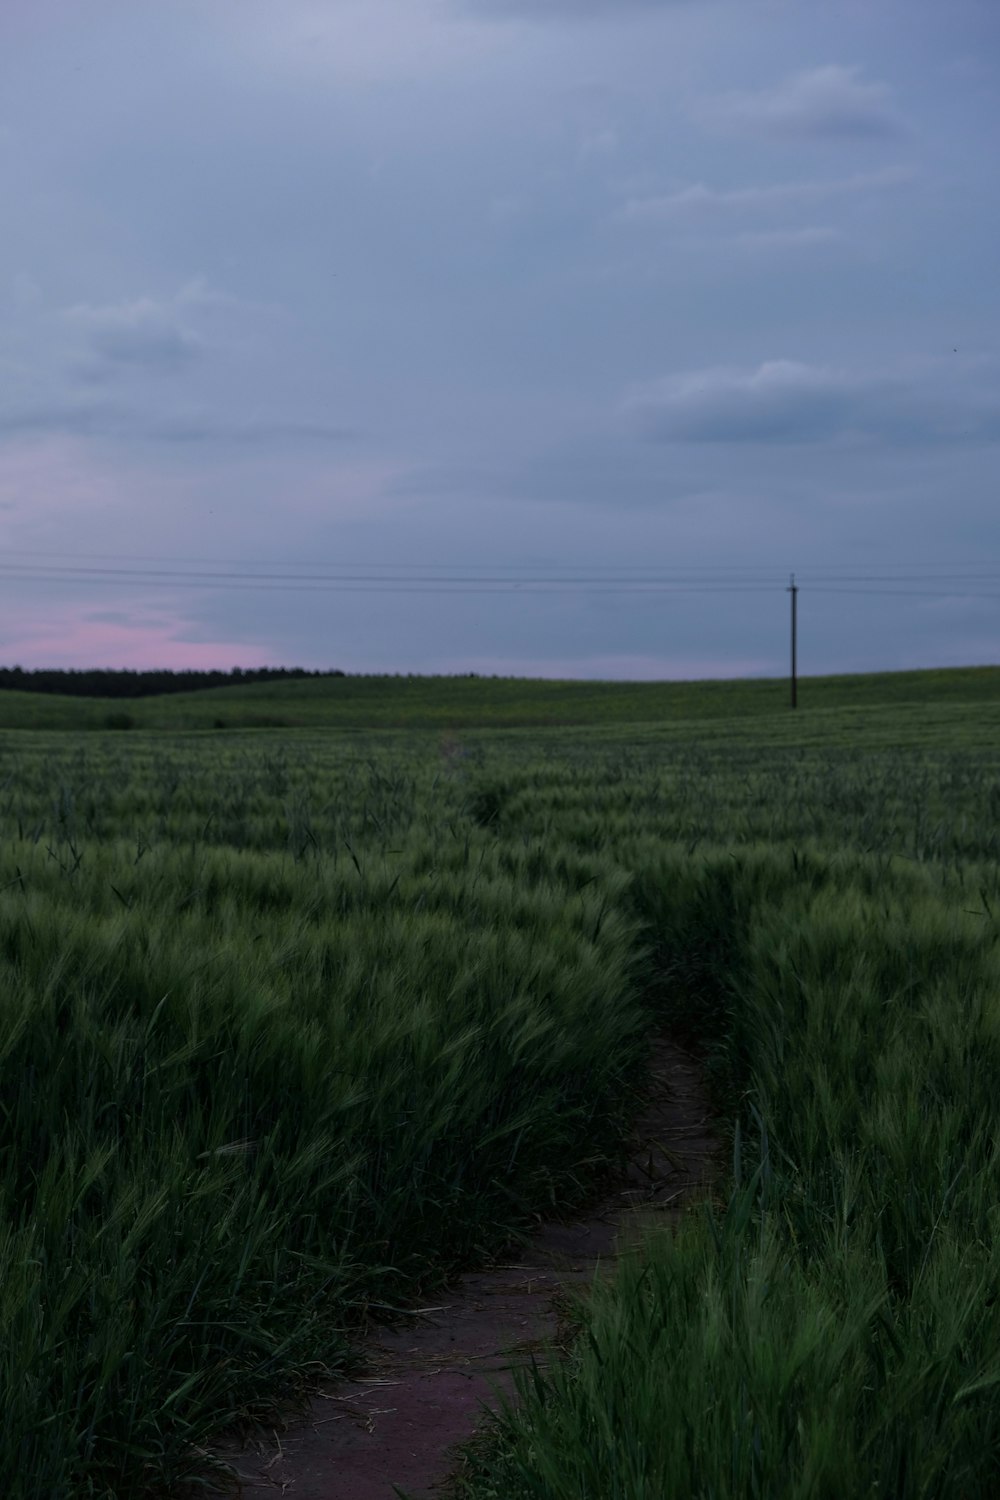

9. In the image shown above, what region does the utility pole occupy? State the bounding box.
[788,572,798,709]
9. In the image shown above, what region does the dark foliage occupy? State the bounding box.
[0,666,344,699]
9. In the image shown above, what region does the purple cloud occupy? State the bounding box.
[624,360,1000,445]
[702,65,904,139]
[65,292,204,373]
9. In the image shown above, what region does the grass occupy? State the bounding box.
[1,661,1000,730]
[452,855,1000,1498]
[0,761,645,1495]
[2,665,1000,1495]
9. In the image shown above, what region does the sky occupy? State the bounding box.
[1,0,998,680]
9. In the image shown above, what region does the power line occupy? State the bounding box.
[0,562,789,585]
[0,568,782,595]
[3,549,1000,599]
[5,546,1000,584]
[810,586,1000,600]
[0,546,794,575]
[805,575,1000,584]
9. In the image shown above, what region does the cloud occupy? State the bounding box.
[578,127,619,163]
[147,415,358,445]
[0,602,281,671]
[623,359,1000,445]
[487,193,528,225]
[64,288,206,374]
[620,166,913,222]
[10,273,42,308]
[702,65,904,139]
[0,400,356,446]
[0,402,120,438]
[728,226,840,252]
[459,0,687,19]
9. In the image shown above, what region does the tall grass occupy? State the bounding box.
[0,744,647,1496]
[457,849,1000,1498]
[3,713,1000,1495]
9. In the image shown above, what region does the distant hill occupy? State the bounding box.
[0,664,998,734]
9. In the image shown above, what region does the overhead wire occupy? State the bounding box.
[0,570,781,595]
[1,550,1000,600]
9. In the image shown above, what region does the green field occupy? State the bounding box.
[3,661,1000,731]
[3,667,1000,1496]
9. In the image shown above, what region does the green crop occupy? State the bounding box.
[2,671,1000,1496]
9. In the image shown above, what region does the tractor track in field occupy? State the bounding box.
[200,1036,718,1500]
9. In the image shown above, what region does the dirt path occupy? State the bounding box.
[205,1037,717,1499]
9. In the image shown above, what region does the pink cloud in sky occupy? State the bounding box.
[0,602,279,671]
[0,435,215,561]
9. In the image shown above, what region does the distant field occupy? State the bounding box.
[1,662,999,731]
[4,672,1000,1496]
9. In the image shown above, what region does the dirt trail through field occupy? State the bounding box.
[206,1038,718,1499]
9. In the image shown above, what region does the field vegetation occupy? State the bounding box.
[2,661,1000,731]
[2,668,1000,1496]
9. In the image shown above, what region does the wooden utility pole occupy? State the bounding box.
[788,573,798,709]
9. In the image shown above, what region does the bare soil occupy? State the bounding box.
[203,1037,718,1499]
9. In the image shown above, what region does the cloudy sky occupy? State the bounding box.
[1,0,998,679]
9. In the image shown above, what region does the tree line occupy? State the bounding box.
[0,667,345,699]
